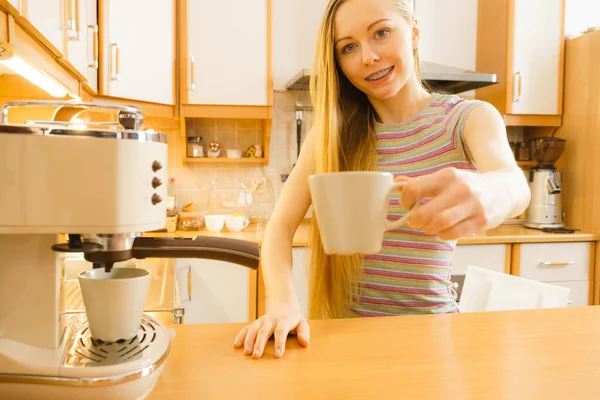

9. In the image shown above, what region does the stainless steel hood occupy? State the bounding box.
[285,61,498,94]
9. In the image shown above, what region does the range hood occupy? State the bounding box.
[285,61,498,94]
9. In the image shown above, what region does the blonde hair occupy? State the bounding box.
[307,0,422,319]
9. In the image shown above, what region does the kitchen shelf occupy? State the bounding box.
[185,157,266,164]
[517,161,537,168]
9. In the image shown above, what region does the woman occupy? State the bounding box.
[234,0,530,359]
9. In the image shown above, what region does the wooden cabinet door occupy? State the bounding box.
[176,259,250,324]
[186,0,267,105]
[509,0,563,115]
[27,0,64,52]
[106,0,174,104]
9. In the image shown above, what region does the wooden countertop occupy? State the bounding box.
[147,306,600,399]
[145,221,599,246]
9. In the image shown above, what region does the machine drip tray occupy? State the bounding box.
[65,317,163,368]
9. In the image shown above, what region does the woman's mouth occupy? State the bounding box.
[365,66,394,82]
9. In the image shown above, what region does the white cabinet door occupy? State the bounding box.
[517,242,591,306]
[272,0,328,90]
[451,244,507,275]
[27,0,64,52]
[176,259,250,324]
[66,0,98,91]
[187,0,267,105]
[552,280,589,307]
[107,0,174,104]
[519,242,590,282]
[413,0,478,71]
[510,0,562,115]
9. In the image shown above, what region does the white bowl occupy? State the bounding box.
[227,149,242,159]
[204,214,227,233]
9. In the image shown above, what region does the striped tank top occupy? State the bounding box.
[350,92,482,317]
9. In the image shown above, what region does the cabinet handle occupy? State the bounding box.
[513,71,522,102]
[187,265,192,302]
[538,261,575,268]
[110,42,120,81]
[60,0,75,31]
[88,25,98,68]
[190,56,196,91]
[68,0,82,41]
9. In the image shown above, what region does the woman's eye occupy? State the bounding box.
[342,43,356,54]
[375,29,389,38]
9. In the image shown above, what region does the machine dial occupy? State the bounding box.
[152,161,163,172]
[151,194,163,205]
[152,177,162,189]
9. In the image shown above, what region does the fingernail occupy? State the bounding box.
[245,345,252,354]
[274,348,282,357]
[253,349,261,357]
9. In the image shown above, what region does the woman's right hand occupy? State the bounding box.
[233,304,310,359]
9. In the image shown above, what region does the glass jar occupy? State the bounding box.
[516,141,530,161]
[187,137,204,158]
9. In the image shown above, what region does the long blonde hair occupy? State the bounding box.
[307,0,422,319]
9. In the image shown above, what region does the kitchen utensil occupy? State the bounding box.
[308,171,416,254]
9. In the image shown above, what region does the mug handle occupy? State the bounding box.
[242,218,249,229]
[385,181,419,231]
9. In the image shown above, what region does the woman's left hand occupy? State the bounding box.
[397,167,518,240]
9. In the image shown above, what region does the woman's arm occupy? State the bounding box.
[233,130,315,359]
[261,131,314,306]
[399,102,531,239]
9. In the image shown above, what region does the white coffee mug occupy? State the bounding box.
[78,267,151,342]
[226,214,249,232]
[308,171,416,255]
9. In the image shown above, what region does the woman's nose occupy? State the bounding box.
[362,46,380,65]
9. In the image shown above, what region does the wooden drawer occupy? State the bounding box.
[518,242,591,282]
[551,280,590,307]
[452,244,508,275]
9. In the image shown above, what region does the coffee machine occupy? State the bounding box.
[0,101,260,399]
[524,137,566,230]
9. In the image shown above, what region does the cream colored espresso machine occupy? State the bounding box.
[0,101,260,399]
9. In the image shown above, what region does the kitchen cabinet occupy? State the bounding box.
[66,0,98,92]
[26,0,63,52]
[175,259,255,324]
[182,0,269,107]
[451,244,509,301]
[100,0,174,105]
[475,0,565,126]
[513,242,594,307]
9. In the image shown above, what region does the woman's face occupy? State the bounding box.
[333,0,418,100]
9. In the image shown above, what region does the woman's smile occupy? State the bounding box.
[365,66,395,82]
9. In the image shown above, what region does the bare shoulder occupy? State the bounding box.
[463,100,505,141]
